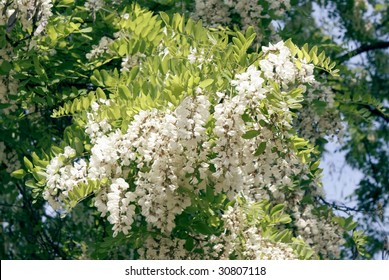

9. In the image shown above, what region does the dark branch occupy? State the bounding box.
[337,41,389,63]
[363,105,389,123]
[317,196,374,214]
[331,88,389,123]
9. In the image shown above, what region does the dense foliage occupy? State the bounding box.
[1,0,387,259]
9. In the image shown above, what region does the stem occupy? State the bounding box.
[337,41,389,63]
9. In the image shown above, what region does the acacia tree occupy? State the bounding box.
[0,0,386,259]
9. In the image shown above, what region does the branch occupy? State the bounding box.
[337,41,389,63]
[317,196,374,215]
[362,105,389,123]
[331,88,389,123]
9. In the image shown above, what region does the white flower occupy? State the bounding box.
[84,0,104,11]
[121,53,145,72]
[106,178,136,237]
[86,36,113,60]
[188,47,198,64]
[63,146,76,158]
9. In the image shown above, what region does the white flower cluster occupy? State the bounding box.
[193,0,231,27]
[217,203,296,259]
[187,47,213,68]
[293,205,345,258]
[0,0,53,35]
[193,0,291,42]
[106,178,136,236]
[267,0,291,17]
[138,236,188,260]
[224,0,264,32]
[85,99,112,143]
[211,61,311,201]
[211,92,250,198]
[84,0,105,12]
[46,94,212,234]
[43,40,347,259]
[44,147,88,210]
[137,202,297,260]
[295,82,344,142]
[86,37,114,60]
[121,53,146,72]
[129,95,210,232]
[260,41,315,89]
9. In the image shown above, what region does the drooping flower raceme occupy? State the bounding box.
[106,178,136,236]
[44,147,87,210]
[260,41,315,89]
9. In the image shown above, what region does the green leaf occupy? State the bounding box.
[91,70,105,87]
[184,237,195,251]
[25,180,38,189]
[273,229,292,242]
[241,113,253,123]
[344,216,358,231]
[11,169,27,179]
[278,214,292,224]
[207,216,220,227]
[270,204,284,216]
[78,27,93,33]
[195,222,213,234]
[242,130,260,139]
[0,60,12,75]
[310,160,320,171]
[32,170,46,182]
[33,56,46,78]
[74,138,84,154]
[118,85,131,99]
[205,185,214,201]
[0,33,6,49]
[353,230,369,257]
[259,119,267,127]
[254,142,267,156]
[96,88,106,99]
[23,157,34,171]
[101,70,116,87]
[199,79,214,89]
[159,12,170,26]
[58,0,74,5]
